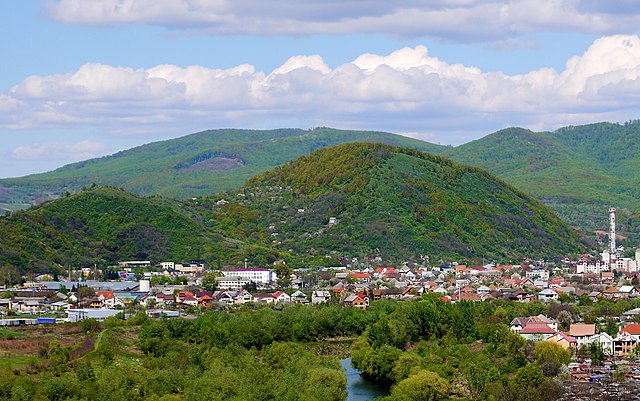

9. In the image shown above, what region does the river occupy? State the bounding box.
[341,357,390,401]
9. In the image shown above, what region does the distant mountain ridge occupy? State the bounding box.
[444,122,640,238]
[2,121,640,238]
[0,127,445,208]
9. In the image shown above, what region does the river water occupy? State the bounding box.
[341,357,390,401]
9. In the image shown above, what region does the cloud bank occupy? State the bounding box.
[3,34,640,145]
[46,0,640,41]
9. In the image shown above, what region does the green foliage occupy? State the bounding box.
[1,142,589,270]
[446,122,640,238]
[200,273,219,292]
[590,341,605,366]
[384,370,449,401]
[3,121,640,242]
[533,341,571,376]
[221,143,588,262]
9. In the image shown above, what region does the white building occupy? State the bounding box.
[221,268,275,285]
[216,268,277,289]
[576,260,609,274]
[312,290,331,304]
[159,262,175,270]
[67,309,122,322]
[118,261,151,268]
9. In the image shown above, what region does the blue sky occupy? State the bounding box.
[1,1,639,178]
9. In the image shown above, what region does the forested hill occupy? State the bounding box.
[0,144,590,273]
[0,187,251,272]
[444,121,640,237]
[207,143,589,261]
[3,121,639,241]
[0,127,444,208]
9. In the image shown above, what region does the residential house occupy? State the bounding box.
[619,286,639,299]
[97,291,125,309]
[602,287,623,300]
[155,293,176,307]
[311,290,331,304]
[198,295,214,308]
[213,290,236,305]
[591,332,614,355]
[547,332,577,351]
[452,292,482,302]
[343,294,367,310]
[349,272,371,283]
[290,290,309,304]
[613,324,640,355]
[253,293,276,304]
[477,286,491,296]
[232,289,254,304]
[519,322,556,341]
[537,289,559,303]
[272,291,291,303]
[569,324,596,349]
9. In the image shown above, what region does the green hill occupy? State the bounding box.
[444,122,640,238]
[0,127,445,208]
[2,121,639,240]
[205,143,589,262]
[0,187,252,273]
[0,144,590,272]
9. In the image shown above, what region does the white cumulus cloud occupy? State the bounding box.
[2,34,640,145]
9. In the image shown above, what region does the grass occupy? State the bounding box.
[0,328,28,340]
[0,355,35,370]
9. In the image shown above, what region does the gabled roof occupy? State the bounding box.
[550,332,577,343]
[520,322,555,334]
[97,291,115,300]
[621,323,640,336]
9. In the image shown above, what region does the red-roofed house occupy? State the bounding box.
[198,295,213,308]
[272,291,291,303]
[603,287,622,300]
[349,272,371,283]
[452,292,482,302]
[343,294,367,310]
[613,324,640,355]
[519,322,556,341]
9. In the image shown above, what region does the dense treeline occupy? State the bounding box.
[0,187,238,272]
[0,298,587,401]
[1,304,370,401]
[350,297,569,401]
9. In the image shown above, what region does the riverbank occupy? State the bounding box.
[341,357,390,401]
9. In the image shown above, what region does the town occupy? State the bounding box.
[4,213,640,399]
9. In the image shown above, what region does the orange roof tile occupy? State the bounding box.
[569,324,596,337]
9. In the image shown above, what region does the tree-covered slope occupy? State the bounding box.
[445,121,640,238]
[0,187,250,272]
[207,143,589,262]
[0,127,445,207]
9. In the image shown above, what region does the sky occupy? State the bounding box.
[1,1,640,178]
